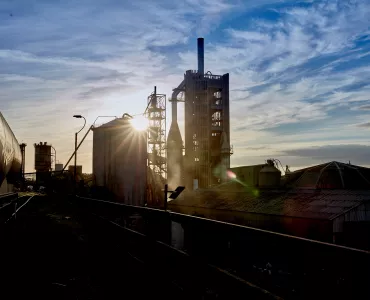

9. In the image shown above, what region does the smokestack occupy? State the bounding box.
[151,86,157,108]
[20,143,27,182]
[197,37,204,75]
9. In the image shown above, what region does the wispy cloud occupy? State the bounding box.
[354,104,370,110]
[178,0,370,168]
[2,0,370,173]
[356,122,370,128]
[279,144,370,167]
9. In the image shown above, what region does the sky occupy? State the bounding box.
[1,0,370,173]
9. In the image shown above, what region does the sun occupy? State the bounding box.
[130,115,148,131]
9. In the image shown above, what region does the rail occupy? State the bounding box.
[187,70,223,80]
[0,192,18,202]
[0,193,36,226]
[0,193,18,223]
[204,74,222,80]
[74,195,369,299]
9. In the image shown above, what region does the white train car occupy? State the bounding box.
[0,112,22,190]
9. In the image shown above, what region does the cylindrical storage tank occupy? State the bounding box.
[92,116,147,206]
[0,112,22,186]
[258,159,281,188]
[55,163,64,171]
[68,165,83,181]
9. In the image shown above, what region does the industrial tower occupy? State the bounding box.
[34,142,52,185]
[167,38,232,190]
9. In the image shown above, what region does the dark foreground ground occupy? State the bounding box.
[0,195,186,300]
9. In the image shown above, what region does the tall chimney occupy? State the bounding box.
[197,37,204,75]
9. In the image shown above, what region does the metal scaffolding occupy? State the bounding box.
[146,86,167,180]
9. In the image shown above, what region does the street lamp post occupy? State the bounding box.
[73,115,86,190]
[62,116,117,173]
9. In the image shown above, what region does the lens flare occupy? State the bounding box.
[130,115,148,131]
[227,170,237,179]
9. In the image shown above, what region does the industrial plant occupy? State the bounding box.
[35,37,229,206]
[1,37,370,251]
[86,37,233,205]
[1,13,370,297]
[0,38,233,204]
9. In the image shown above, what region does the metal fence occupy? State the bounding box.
[74,195,370,299]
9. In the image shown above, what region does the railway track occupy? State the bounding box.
[0,193,37,225]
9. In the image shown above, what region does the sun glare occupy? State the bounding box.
[227,170,237,179]
[130,115,148,131]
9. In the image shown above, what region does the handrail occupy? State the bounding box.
[75,195,369,254]
[0,193,18,206]
[75,194,370,299]
[0,192,17,199]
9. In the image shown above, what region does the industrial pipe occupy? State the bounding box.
[170,80,185,123]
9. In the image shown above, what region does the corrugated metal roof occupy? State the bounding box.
[284,161,370,189]
[171,188,370,220]
[171,162,370,220]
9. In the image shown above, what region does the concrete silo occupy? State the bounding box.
[92,115,147,206]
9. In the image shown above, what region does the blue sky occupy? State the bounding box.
[1,0,370,173]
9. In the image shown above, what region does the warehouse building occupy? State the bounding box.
[169,161,370,250]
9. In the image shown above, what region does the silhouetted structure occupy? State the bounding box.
[55,163,63,171]
[167,38,232,191]
[34,142,52,185]
[68,165,83,182]
[19,143,26,181]
[92,115,147,205]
